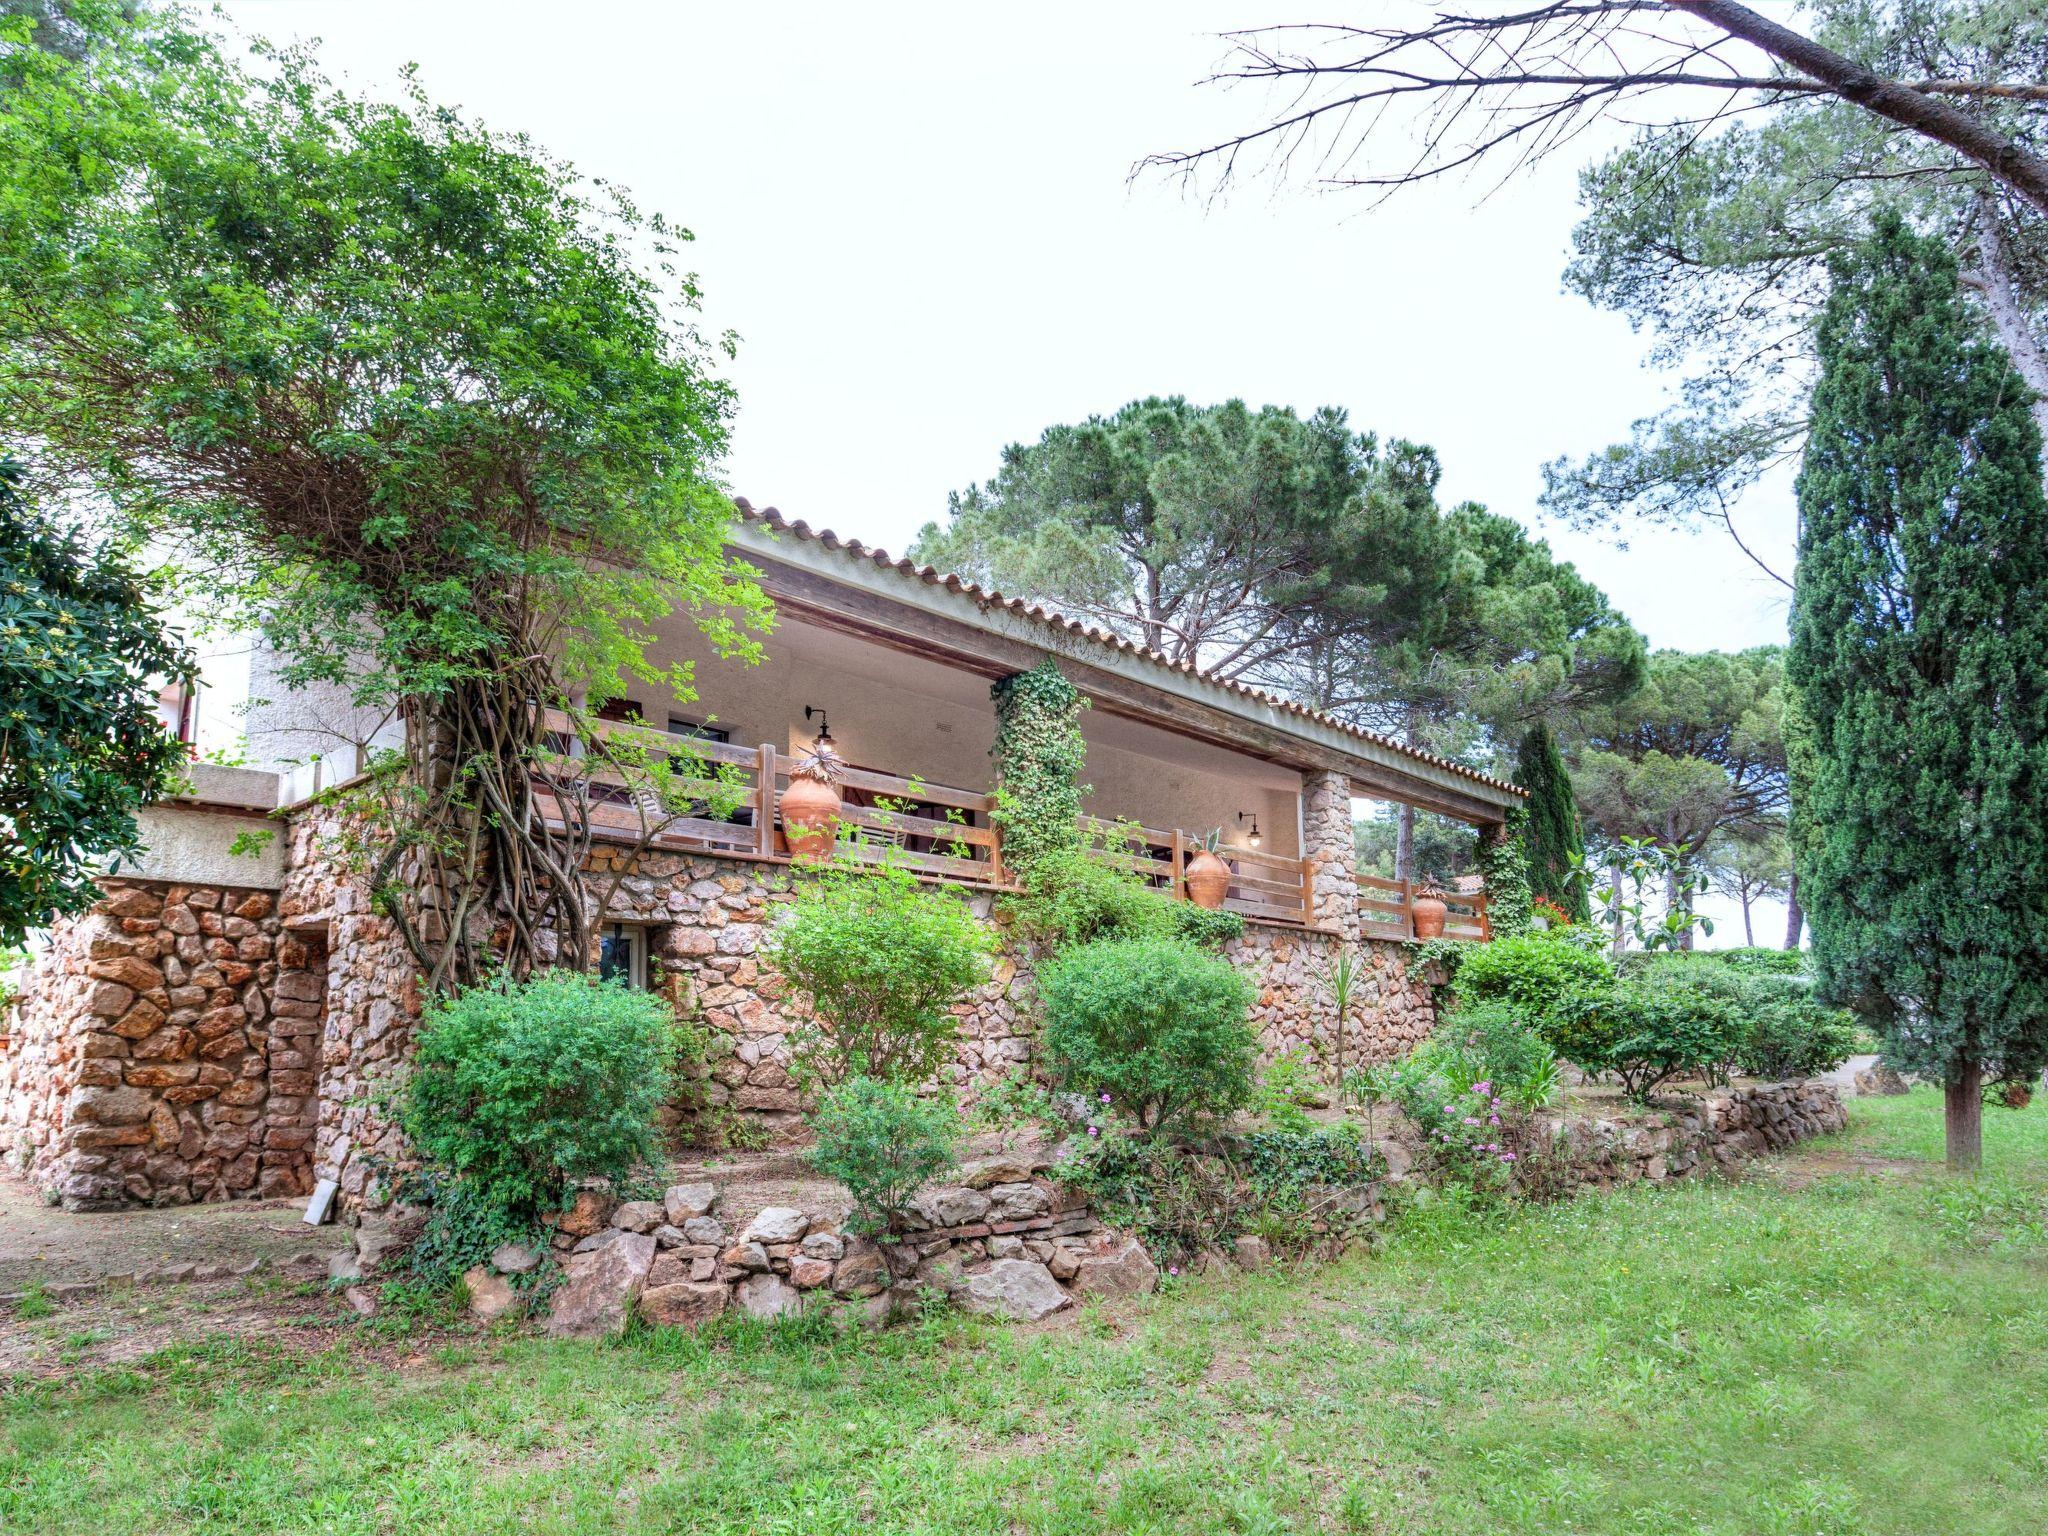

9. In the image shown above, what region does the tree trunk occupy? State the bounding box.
[1783,873,1805,950]
[1740,889,1754,947]
[1967,193,2048,455]
[1395,803,1416,884]
[1945,1058,1984,1171]
[1609,857,1627,958]
[1666,867,1696,951]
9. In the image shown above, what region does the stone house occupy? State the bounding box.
[1,501,1524,1211]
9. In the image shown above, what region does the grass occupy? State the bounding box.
[3,1087,2045,1534]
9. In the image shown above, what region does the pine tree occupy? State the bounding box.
[1789,210,2048,1171]
[1514,721,1589,922]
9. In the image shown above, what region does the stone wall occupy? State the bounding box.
[591,846,1438,1143]
[0,879,322,1208]
[1539,1080,1847,1191]
[277,808,424,1210]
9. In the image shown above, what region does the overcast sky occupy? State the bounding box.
[223,1,1799,941]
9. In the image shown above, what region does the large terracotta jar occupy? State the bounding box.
[1410,885,1449,940]
[1184,847,1232,910]
[781,747,844,860]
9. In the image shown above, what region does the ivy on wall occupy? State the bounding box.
[1475,808,1534,938]
[990,658,1243,951]
[989,658,1089,879]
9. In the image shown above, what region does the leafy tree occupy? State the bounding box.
[1545,1,2048,558]
[1514,721,1588,922]
[0,455,192,945]
[1573,647,1789,944]
[0,7,769,990]
[914,396,1431,680]
[1790,210,2048,1171]
[1702,823,1795,949]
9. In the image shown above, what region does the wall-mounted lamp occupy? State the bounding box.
[803,704,836,751]
[1237,810,1262,849]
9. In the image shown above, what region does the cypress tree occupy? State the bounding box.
[1514,721,1589,922]
[1789,211,2048,1171]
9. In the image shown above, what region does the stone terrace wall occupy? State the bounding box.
[0,879,322,1209]
[592,847,1439,1143]
[1542,1080,1848,1191]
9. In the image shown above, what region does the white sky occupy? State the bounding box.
[220,1,1798,943]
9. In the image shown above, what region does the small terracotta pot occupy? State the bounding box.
[1184,849,1231,910]
[780,775,841,860]
[1410,893,1448,940]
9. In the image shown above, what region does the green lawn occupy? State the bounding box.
[4,1088,2045,1535]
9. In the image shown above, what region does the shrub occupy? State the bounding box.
[1039,936,1258,1131]
[398,970,681,1272]
[806,1075,960,1234]
[1735,999,1860,1080]
[1377,1036,1522,1193]
[1451,929,1619,1070]
[1626,953,1853,1080]
[1604,972,1743,1099]
[1002,848,1243,951]
[768,861,997,1087]
[1251,1045,1321,1135]
[1437,999,1562,1110]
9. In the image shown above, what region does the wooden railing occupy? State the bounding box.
[533,711,1006,885]
[537,710,1489,937]
[1078,816,1313,927]
[1360,875,1491,943]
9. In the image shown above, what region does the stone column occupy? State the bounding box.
[1301,770,1359,943]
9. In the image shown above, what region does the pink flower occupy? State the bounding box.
[1500,1152,1517,1162]
[1462,1116,1481,1126]
[1168,1265,1181,1277]
[1087,1125,1101,1138]
[1472,1080,1493,1096]
[1100,1093,1112,1104]
[1488,1116,1501,1127]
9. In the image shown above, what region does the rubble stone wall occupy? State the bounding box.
[1541,1080,1847,1190]
[592,846,1440,1143]
[0,879,322,1208]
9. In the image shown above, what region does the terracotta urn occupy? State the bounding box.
[781,747,844,860]
[1184,848,1232,910]
[1410,885,1449,940]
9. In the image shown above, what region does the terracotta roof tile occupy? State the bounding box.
[731,498,1524,800]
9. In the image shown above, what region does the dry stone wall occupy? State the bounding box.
[0,879,322,1209]
[1538,1080,1848,1191]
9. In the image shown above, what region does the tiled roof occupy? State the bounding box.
[731,498,1525,800]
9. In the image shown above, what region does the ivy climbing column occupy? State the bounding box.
[988,659,1088,882]
[1301,771,1360,942]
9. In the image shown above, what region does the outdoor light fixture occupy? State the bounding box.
[1238,810,1262,849]
[803,704,836,751]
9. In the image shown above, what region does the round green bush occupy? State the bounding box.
[1039,936,1258,1131]
[768,862,997,1087]
[1604,972,1744,1099]
[400,969,681,1224]
[806,1075,960,1234]
[1451,929,1619,1070]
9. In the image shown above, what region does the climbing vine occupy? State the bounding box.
[1475,809,1535,938]
[989,659,1088,880]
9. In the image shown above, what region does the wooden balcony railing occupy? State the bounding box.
[536,709,1487,937]
[1360,875,1491,942]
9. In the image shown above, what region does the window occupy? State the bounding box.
[597,923,647,989]
[667,715,730,744]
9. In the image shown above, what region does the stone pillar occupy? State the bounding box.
[1301,771,1359,942]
